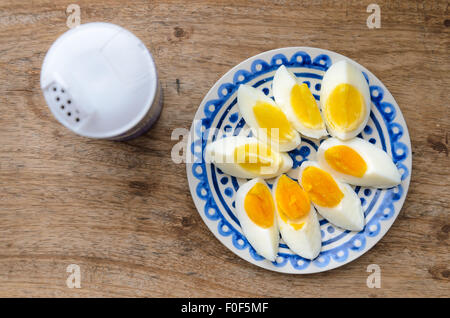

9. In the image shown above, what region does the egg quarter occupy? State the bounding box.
[320,60,371,140]
[317,137,401,188]
[205,136,293,179]
[235,178,280,261]
[273,65,328,139]
[272,174,322,260]
[299,161,365,232]
[237,84,301,152]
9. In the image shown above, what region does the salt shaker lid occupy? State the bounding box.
[40,22,158,139]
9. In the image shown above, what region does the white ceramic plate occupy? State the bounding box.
[186,47,411,273]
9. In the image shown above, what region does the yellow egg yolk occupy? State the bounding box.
[253,101,295,142]
[234,143,279,175]
[325,83,366,132]
[324,145,367,177]
[244,183,275,228]
[290,83,324,129]
[275,175,310,230]
[301,166,344,208]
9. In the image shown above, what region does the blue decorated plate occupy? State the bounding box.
[186,47,411,273]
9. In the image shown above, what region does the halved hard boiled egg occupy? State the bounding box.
[205,136,293,179]
[272,174,322,259]
[238,84,301,152]
[273,65,327,139]
[320,60,371,140]
[317,137,401,188]
[299,161,364,231]
[235,178,279,261]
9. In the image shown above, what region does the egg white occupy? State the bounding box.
[237,84,301,152]
[272,175,322,260]
[235,178,279,261]
[273,65,328,139]
[204,136,293,179]
[299,161,365,231]
[317,137,401,188]
[320,60,371,140]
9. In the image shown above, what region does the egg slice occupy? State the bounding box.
[299,161,364,231]
[273,65,327,139]
[205,136,293,179]
[238,84,301,152]
[235,178,279,261]
[272,174,321,260]
[317,137,401,188]
[320,60,371,140]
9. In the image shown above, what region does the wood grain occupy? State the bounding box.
[0,0,449,297]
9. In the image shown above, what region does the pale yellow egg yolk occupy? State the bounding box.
[324,145,367,178]
[301,166,344,208]
[234,143,278,175]
[244,183,275,228]
[275,175,310,230]
[325,83,366,132]
[253,101,295,142]
[290,83,324,129]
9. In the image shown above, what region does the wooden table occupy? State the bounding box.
[0,0,448,298]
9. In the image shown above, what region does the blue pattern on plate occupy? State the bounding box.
[190,50,409,272]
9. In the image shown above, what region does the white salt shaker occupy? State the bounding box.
[40,22,162,140]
